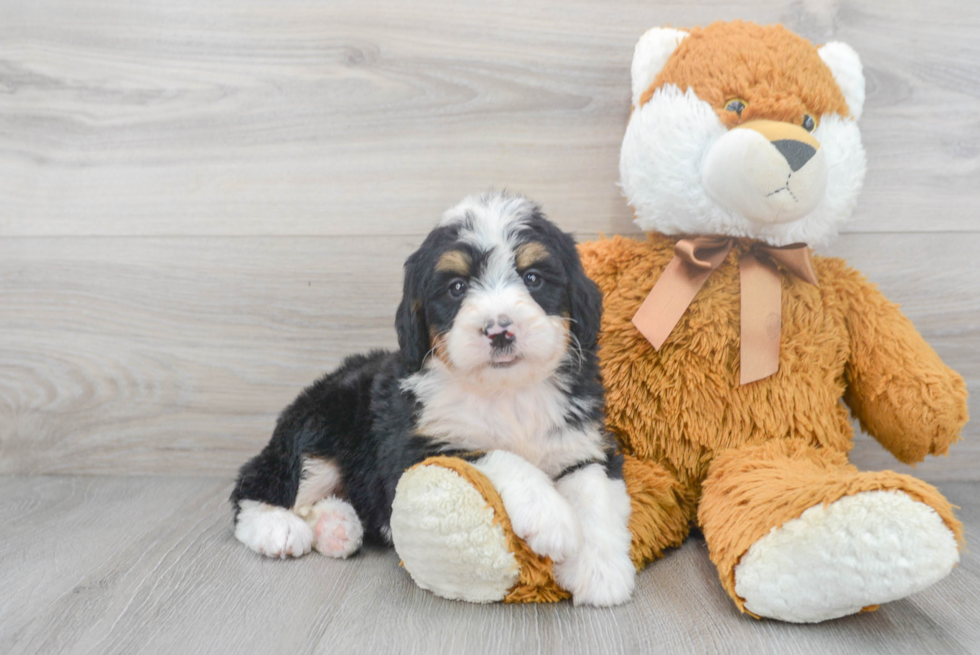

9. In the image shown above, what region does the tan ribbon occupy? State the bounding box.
[631,237,818,385]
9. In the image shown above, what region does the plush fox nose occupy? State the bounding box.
[734,119,821,172]
[772,139,816,172]
[482,315,515,347]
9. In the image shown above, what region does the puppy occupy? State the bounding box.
[230,191,635,606]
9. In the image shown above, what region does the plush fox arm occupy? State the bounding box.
[832,262,969,464]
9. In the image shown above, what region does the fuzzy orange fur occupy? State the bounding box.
[699,439,964,616]
[412,232,967,606]
[581,235,967,587]
[640,21,850,128]
[403,22,968,609]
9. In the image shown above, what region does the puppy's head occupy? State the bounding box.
[396,192,601,389]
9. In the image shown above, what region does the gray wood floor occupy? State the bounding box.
[1,476,978,655]
[1,0,979,652]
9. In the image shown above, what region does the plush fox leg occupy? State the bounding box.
[699,440,964,623]
[390,454,689,603]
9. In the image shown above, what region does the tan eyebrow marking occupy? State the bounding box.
[515,241,550,269]
[435,250,472,275]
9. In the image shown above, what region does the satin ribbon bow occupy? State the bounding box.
[631,236,818,385]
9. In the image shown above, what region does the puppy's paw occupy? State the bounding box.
[306,497,364,559]
[509,494,582,563]
[552,465,636,605]
[234,500,314,559]
[554,547,636,607]
[472,451,582,562]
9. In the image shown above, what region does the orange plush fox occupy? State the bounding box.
[390,22,968,623]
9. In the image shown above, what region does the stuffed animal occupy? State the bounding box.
[389,21,969,622]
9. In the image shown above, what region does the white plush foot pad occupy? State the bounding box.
[301,497,364,558]
[235,500,314,559]
[734,490,959,623]
[391,465,520,603]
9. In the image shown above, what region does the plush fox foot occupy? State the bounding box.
[391,455,691,605]
[700,441,965,623]
[734,490,960,623]
[390,458,525,603]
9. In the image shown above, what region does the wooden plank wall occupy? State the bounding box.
[1,0,977,480]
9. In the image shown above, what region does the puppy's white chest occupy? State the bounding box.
[409,375,603,475]
[418,383,560,451]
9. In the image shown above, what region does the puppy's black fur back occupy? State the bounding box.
[231,192,613,546]
[232,350,430,538]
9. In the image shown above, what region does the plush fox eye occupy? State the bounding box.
[725,99,746,116]
[802,114,816,132]
[448,278,467,299]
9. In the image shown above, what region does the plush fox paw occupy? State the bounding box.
[392,455,686,605]
[734,490,960,622]
[391,460,522,603]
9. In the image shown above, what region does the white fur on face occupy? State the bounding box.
[438,192,535,242]
[403,191,606,474]
[435,193,571,391]
[702,127,828,225]
[620,85,866,247]
[444,286,569,389]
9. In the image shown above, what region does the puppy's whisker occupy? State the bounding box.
[420,329,451,368]
[569,332,586,371]
[558,316,587,371]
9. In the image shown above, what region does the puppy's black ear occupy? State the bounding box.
[395,250,430,372]
[566,254,603,353]
[527,207,604,354]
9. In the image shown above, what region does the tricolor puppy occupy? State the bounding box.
[231,191,636,606]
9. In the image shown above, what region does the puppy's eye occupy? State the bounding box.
[725,99,746,116]
[802,114,816,132]
[447,279,467,299]
[523,270,543,289]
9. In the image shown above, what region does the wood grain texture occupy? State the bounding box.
[2,0,978,649]
[1,475,978,655]
[1,232,976,479]
[0,0,978,237]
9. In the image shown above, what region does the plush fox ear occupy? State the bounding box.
[818,42,865,120]
[631,27,689,107]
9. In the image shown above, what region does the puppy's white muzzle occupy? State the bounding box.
[444,285,566,387]
[702,120,827,225]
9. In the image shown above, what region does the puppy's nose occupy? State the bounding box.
[482,315,513,334]
[489,331,515,349]
[482,316,516,348]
